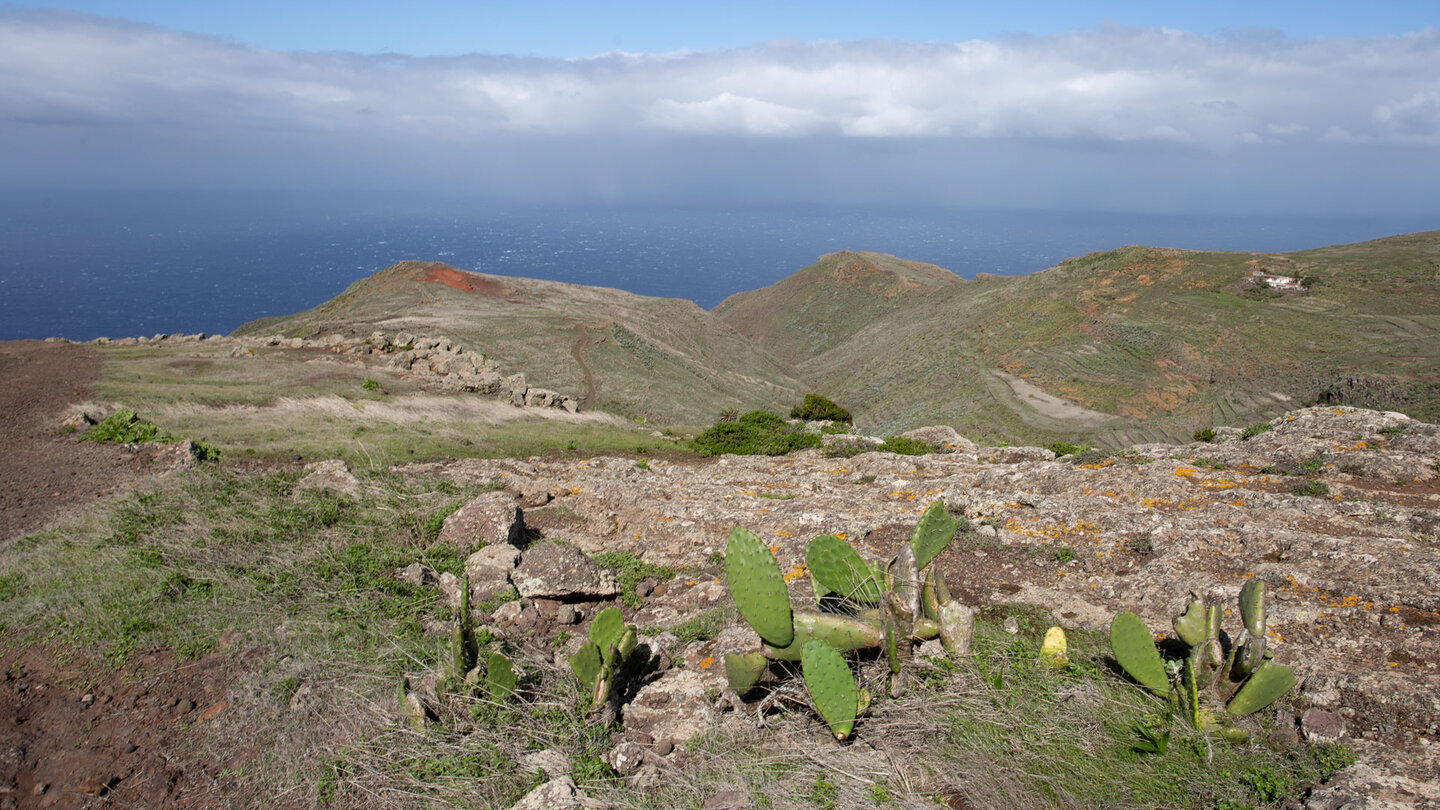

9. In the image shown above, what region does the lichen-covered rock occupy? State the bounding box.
[901,425,977,453]
[438,492,525,549]
[295,459,363,498]
[511,543,618,600]
[622,669,717,747]
[465,544,521,601]
[1304,764,1440,809]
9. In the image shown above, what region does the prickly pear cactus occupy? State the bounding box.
[1110,611,1169,693]
[483,651,516,702]
[806,534,883,603]
[909,501,959,571]
[1226,661,1296,717]
[1238,579,1267,637]
[725,527,794,648]
[761,612,883,661]
[801,640,859,740]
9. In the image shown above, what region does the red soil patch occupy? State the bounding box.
[420,264,511,299]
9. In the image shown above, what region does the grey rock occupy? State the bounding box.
[512,543,619,600]
[901,425,977,453]
[510,776,584,810]
[1304,764,1440,809]
[519,748,570,777]
[622,669,716,746]
[438,492,525,549]
[436,572,464,611]
[1302,708,1347,744]
[295,459,363,498]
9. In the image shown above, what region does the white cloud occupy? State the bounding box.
[1,9,1437,150]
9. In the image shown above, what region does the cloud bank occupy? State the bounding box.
[2,10,1437,213]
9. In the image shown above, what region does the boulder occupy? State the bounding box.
[437,492,525,548]
[901,425,978,453]
[295,459,363,498]
[465,545,521,602]
[511,543,619,600]
[622,669,717,748]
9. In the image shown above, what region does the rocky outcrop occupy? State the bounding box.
[418,406,1440,798]
[94,330,580,411]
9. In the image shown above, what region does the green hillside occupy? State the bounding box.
[713,250,961,364]
[235,261,807,426]
[236,232,1440,447]
[788,233,1440,445]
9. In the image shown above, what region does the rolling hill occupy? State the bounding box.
[237,232,1440,446]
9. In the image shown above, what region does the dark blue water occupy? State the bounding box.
[1,190,1433,341]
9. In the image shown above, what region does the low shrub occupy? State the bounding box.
[1192,428,1216,443]
[877,436,930,456]
[1045,441,1088,457]
[1241,422,1272,440]
[692,410,821,457]
[790,393,852,424]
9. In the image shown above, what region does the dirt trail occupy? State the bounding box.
[571,326,601,407]
[0,341,164,545]
[0,340,251,809]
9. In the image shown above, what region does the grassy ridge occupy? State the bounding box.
[238,233,1439,447]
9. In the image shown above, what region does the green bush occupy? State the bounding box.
[789,393,852,424]
[1045,441,1088,457]
[692,410,821,457]
[1291,480,1330,497]
[1241,422,1272,440]
[1192,428,1216,443]
[878,436,930,456]
[82,408,170,444]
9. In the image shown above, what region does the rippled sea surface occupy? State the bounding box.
[1,190,1432,341]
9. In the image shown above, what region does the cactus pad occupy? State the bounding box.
[724,652,769,692]
[801,640,859,740]
[1110,611,1169,693]
[761,611,883,661]
[909,501,959,571]
[939,601,975,656]
[806,534,883,603]
[1172,597,1209,647]
[1040,626,1068,666]
[1238,579,1267,637]
[590,606,624,649]
[725,527,794,648]
[484,652,516,701]
[569,642,601,690]
[1226,661,1296,717]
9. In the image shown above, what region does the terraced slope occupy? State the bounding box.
[235,261,806,426]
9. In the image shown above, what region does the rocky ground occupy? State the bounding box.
[2,336,1439,808]
[394,407,1440,807]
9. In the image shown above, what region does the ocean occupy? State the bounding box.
[1,190,1433,342]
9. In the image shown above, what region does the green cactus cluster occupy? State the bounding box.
[1109,579,1296,738]
[569,606,638,709]
[402,574,517,729]
[723,501,973,740]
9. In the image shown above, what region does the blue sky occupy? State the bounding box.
[8,1,1438,56]
[2,2,1437,215]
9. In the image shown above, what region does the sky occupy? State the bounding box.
[2,1,1438,215]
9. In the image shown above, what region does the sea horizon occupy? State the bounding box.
[2,189,1434,343]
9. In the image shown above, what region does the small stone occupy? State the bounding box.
[556,604,579,625]
[656,738,675,757]
[703,789,749,810]
[31,784,47,796]
[80,693,95,707]
[1003,617,1020,635]
[1301,708,1346,744]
